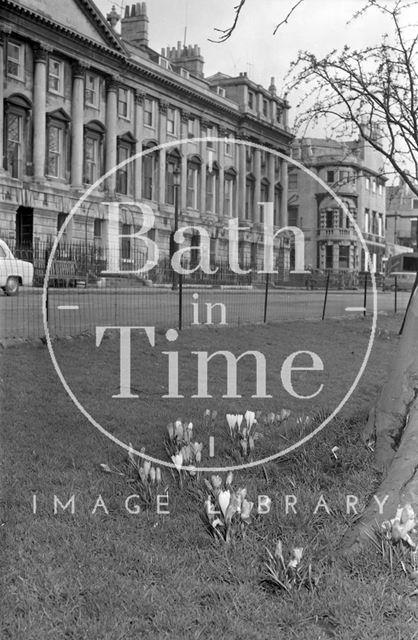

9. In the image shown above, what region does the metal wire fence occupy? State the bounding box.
[0,274,409,341]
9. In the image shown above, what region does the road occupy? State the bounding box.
[0,286,408,340]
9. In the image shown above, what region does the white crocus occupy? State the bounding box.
[156,467,162,484]
[236,414,243,430]
[226,471,233,486]
[218,490,231,517]
[174,420,183,438]
[245,410,256,429]
[171,452,183,471]
[241,499,254,521]
[211,474,222,489]
[288,547,304,569]
[143,460,151,478]
[226,414,237,434]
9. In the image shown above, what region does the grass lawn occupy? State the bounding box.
[1,314,418,639]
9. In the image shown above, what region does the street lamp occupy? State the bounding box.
[171,165,181,290]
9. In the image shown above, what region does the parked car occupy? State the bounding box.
[0,239,34,295]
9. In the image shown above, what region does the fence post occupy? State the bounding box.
[178,272,183,331]
[363,272,368,317]
[322,273,330,320]
[263,273,270,323]
[394,275,398,313]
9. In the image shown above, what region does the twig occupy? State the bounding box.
[273,0,305,34]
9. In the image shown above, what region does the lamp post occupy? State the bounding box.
[172,165,181,290]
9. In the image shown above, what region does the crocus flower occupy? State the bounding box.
[166,423,174,440]
[149,466,156,483]
[241,499,254,522]
[226,471,233,486]
[245,410,256,429]
[195,450,202,463]
[236,414,243,429]
[249,436,255,452]
[280,408,291,421]
[143,460,151,478]
[226,414,237,434]
[211,474,222,489]
[156,467,162,484]
[218,490,231,516]
[288,547,304,569]
[174,420,183,438]
[171,452,183,471]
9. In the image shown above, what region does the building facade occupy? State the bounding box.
[386,182,418,252]
[288,137,386,275]
[0,0,293,282]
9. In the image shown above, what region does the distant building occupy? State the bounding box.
[288,137,386,274]
[386,181,418,252]
[0,0,293,281]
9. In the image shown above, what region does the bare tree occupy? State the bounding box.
[214,0,418,553]
[210,0,305,42]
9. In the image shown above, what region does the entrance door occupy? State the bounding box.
[16,206,33,253]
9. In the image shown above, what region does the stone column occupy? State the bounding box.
[33,45,49,181]
[238,140,246,219]
[280,158,288,227]
[134,90,144,201]
[158,100,167,204]
[71,63,85,187]
[105,76,118,193]
[254,147,261,222]
[268,150,276,222]
[180,114,188,211]
[218,128,227,220]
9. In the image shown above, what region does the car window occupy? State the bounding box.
[0,246,7,258]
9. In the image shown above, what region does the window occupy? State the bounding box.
[288,205,298,227]
[216,86,226,97]
[325,209,334,228]
[263,99,268,117]
[47,125,64,178]
[225,134,233,156]
[288,170,298,190]
[186,157,201,209]
[144,98,155,128]
[166,151,181,205]
[339,170,349,183]
[85,73,100,108]
[248,91,255,109]
[339,246,349,269]
[206,125,215,149]
[378,181,383,195]
[5,111,23,178]
[224,171,236,217]
[245,176,255,220]
[276,107,282,124]
[365,176,370,190]
[7,42,24,80]
[48,58,64,95]
[325,245,333,269]
[83,123,104,185]
[116,143,132,195]
[372,179,376,193]
[167,107,177,136]
[93,218,103,239]
[187,117,195,139]
[364,208,370,233]
[412,199,418,210]
[206,165,219,213]
[84,136,99,184]
[57,212,71,240]
[118,88,130,119]
[378,214,383,237]
[142,143,159,200]
[326,170,335,183]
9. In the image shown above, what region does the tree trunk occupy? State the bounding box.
[342,291,418,554]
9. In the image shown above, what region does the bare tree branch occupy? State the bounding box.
[273,0,305,34]
[209,0,247,43]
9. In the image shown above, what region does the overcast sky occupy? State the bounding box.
[95,0,395,127]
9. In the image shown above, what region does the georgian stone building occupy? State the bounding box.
[288,137,386,274]
[0,0,292,278]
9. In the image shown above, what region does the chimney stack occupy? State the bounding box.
[163,43,205,78]
[121,3,149,49]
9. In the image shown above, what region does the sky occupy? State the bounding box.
[95,0,396,129]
